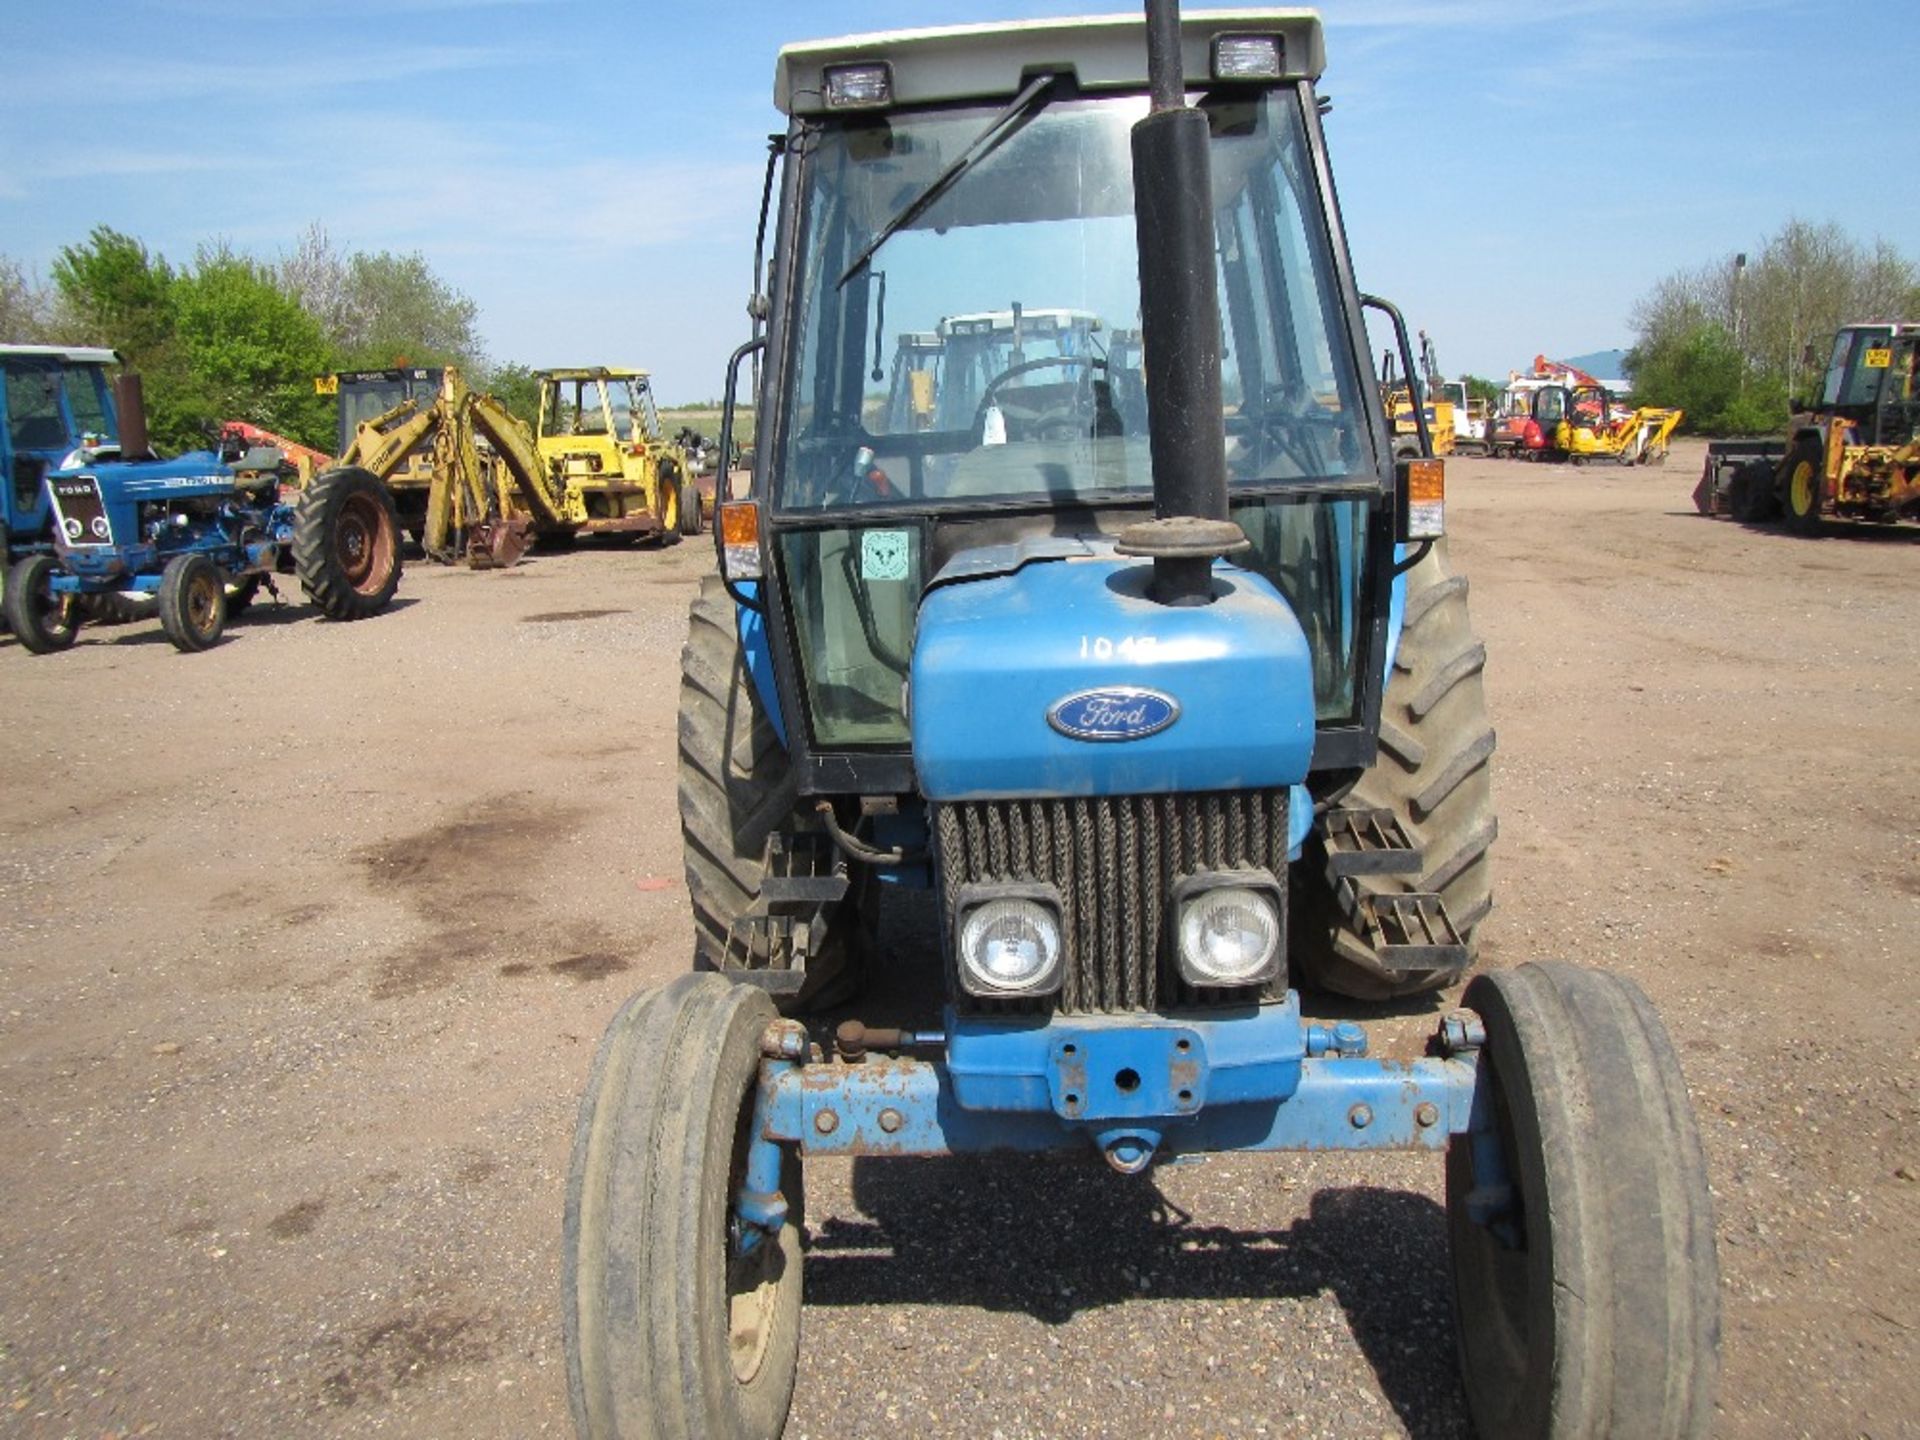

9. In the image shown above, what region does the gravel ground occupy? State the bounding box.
[1,441,1915,1439]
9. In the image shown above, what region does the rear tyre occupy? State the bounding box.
[564,974,802,1440]
[679,575,865,1012]
[1295,538,1497,999]
[1447,962,1720,1439]
[157,553,226,652]
[1781,437,1825,535]
[295,466,402,619]
[3,555,80,654]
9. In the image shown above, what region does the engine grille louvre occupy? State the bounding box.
[935,789,1290,1014]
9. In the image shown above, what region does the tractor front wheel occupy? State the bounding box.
[157,553,226,652]
[1447,962,1719,1439]
[3,555,80,654]
[679,475,703,537]
[564,974,802,1440]
[1781,438,1826,535]
[295,466,402,619]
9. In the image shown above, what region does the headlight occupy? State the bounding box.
[1174,873,1283,986]
[955,888,1063,997]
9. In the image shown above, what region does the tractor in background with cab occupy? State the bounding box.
[562,9,1721,1439]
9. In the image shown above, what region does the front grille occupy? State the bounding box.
[935,789,1290,1013]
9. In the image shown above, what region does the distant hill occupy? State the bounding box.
[1563,349,1630,382]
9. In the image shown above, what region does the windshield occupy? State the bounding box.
[777,88,1370,512]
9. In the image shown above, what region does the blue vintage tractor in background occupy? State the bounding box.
[562,7,1721,1438]
[3,374,402,654]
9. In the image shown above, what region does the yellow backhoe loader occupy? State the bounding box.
[328,367,568,567]
[533,367,698,539]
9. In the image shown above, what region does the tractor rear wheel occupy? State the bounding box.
[157,553,226,652]
[679,574,866,1012]
[564,974,803,1440]
[1781,438,1826,535]
[3,555,80,654]
[1296,537,1497,999]
[1447,962,1719,1439]
[295,466,402,619]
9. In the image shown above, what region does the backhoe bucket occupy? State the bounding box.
[467,514,533,569]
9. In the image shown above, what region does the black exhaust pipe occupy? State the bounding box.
[113,372,150,460]
[1121,0,1246,606]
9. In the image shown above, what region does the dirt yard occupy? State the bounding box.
[2,440,1915,1439]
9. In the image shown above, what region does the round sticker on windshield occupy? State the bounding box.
[861,529,910,582]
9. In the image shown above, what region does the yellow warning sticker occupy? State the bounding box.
[1863,347,1891,368]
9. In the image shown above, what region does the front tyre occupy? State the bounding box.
[295,466,402,619]
[1781,437,1825,535]
[157,553,226,652]
[564,974,802,1440]
[1448,962,1720,1439]
[3,554,80,654]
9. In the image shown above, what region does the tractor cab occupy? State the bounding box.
[0,346,119,554]
[1811,323,1920,445]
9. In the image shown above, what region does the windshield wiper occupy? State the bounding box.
[836,72,1057,289]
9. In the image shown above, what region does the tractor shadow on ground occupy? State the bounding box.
[1671,509,1920,543]
[810,1161,1467,1437]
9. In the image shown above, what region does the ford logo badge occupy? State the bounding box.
[1047,686,1180,742]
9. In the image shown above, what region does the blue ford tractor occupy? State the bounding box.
[563,8,1720,1438]
[3,376,402,653]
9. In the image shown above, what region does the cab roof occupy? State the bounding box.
[776,9,1325,117]
[540,367,651,382]
[0,344,120,365]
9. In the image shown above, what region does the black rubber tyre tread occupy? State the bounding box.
[1726,459,1780,523]
[294,466,403,620]
[81,591,151,626]
[225,575,263,618]
[678,575,859,1010]
[564,974,802,1440]
[1296,538,1497,999]
[1780,437,1825,536]
[157,553,226,653]
[678,476,703,537]
[2,554,79,654]
[1447,962,1720,1439]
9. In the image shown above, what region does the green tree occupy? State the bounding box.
[49,227,199,449]
[1626,321,1787,435]
[483,361,541,428]
[1458,374,1503,406]
[173,246,337,449]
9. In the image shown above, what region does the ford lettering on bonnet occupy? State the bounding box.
[1047,686,1180,742]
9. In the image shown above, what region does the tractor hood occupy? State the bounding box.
[57,450,236,500]
[910,541,1316,801]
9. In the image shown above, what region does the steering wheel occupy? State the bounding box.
[972,355,1109,442]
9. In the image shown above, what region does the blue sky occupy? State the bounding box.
[3,0,1916,402]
